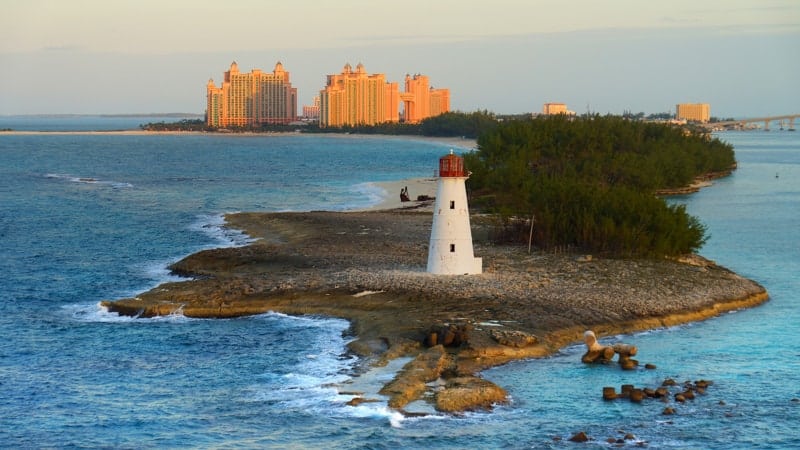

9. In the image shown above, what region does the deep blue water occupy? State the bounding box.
[0,122,797,448]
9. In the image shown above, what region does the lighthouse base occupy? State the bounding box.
[426,255,482,275]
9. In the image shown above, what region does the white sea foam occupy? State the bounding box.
[64,302,141,323]
[189,213,256,248]
[138,258,191,284]
[350,182,387,209]
[349,404,407,428]
[243,312,387,422]
[65,302,195,323]
[45,173,73,181]
[107,214,252,301]
[44,172,133,189]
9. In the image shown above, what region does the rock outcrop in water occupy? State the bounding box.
[102,210,768,413]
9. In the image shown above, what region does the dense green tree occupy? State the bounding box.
[465,115,734,257]
[140,119,208,131]
[418,110,498,138]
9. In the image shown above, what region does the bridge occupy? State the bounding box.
[701,114,799,131]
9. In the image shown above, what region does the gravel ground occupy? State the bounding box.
[102,209,768,412]
[107,210,767,355]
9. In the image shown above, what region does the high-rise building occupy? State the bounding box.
[302,96,321,120]
[319,63,399,127]
[676,103,710,123]
[401,74,451,124]
[429,88,450,119]
[542,103,569,115]
[206,61,297,128]
[319,64,450,127]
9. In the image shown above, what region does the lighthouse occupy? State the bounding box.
[426,150,482,275]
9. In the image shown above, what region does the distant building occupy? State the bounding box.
[302,96,320,120]
[319,64,450,127]
[401,74,451,124]
[319,63,399,127]
[676,103,710,123]
[542,103,575,116]
[206,61,297,128]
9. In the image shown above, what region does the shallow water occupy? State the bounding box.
[0,121,797,448]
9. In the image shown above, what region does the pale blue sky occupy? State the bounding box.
[1,0,798,117]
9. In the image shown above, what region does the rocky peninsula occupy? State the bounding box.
[102,206,768,414]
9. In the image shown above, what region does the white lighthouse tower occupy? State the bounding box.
[427,150,482,275]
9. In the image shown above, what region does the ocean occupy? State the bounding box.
[0,117,797,449]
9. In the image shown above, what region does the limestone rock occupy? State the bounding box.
[581,330,615,363]
[490,329,538,348]
[568,431,589,443]
[380,345,450,409]
[434,376,507,412]
[346,397,380,407]
[425,322,472,347]
[602,386,617,400]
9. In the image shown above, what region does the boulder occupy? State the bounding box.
[630,388,645,403]
[425,323,472,348]
[380,345,450,408]
[490,329,538,348]
[581,330,615,363]
[434,376,507,412]
[346,397,380,407]
[569,431,589,443]
[620,358,639,370]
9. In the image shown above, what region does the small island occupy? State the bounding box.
[103,115,768,413]
[102,209,767,413]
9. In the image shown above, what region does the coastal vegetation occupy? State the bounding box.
[140,111,499,137]
[302,111,497,138]
[141,112,736,258]
[140,118,207,132]
[464,115,736,257]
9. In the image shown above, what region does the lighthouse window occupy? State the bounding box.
[450,200,455,209]
[450,244,456,252]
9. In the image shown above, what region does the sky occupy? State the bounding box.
[1,0,798,118]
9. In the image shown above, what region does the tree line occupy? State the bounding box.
[140,110,499,137]
[463,115,736,257]
[143,112,736,257]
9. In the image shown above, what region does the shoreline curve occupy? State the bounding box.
[101,209,768,414]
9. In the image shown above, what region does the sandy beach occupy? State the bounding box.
[1,128,466,213]
[358,177,438,211]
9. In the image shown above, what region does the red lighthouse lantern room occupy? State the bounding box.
[438,150,465,177]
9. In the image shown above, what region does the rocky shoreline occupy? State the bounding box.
[102,209,768,414]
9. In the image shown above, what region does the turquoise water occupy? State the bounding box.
[0,121,797,448]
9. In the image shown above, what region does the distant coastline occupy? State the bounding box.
[0,128,478,151]
[0,113,203,118]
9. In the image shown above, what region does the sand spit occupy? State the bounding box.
[0,129,478,148]
[102,209,767,414]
